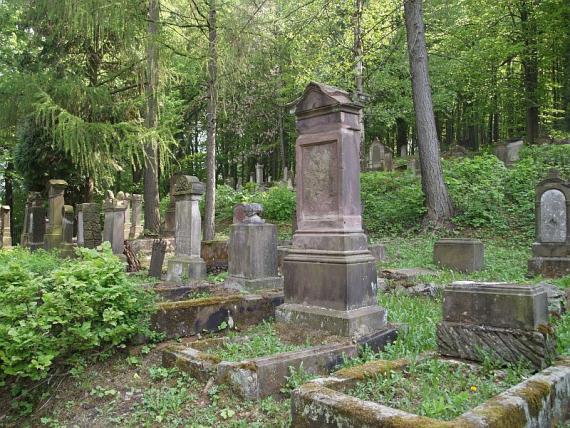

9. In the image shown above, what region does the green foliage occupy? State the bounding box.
[0,244,154,380]
[444,155,509,230]
[253,185,296,222]
[360,171,426,235]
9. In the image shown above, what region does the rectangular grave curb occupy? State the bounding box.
[163,340,357,400]
[163,326,399,401]
[291,356,570,428]
[151,291,284,339]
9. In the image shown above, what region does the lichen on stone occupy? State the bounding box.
[514,379,552,417]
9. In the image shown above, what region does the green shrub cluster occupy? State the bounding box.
[0,245,154,380]
[360,172,426,235]
[213,184,296,224]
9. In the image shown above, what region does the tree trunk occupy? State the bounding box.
[353,0,365,155]
[143,0,161,235]
[404,0,453,224]
[396,117,408,156]
[520,0,540,144]
[203,0,218,241]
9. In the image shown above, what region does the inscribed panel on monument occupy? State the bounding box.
[301,141,338,218]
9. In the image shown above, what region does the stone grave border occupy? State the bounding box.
[291,355,570,427]
[162,326,398,400]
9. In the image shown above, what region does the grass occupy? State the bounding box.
[211,321,305,362]
[348,358,532,421]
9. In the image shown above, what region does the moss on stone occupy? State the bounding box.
[469,399,527,428]
[158,294,243,311]
[387,416,460,428]
[514,379,551,418]
[333,359,409,380]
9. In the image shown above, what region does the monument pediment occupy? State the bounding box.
[295,82,359,115]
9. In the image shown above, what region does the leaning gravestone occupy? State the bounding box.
[528,169,570,277]
[44,179,68,251]
[166,175,207,282]
[276,82,388,339]
[225,204,282,291]
[0,205,11,249]
[29,204,47,252]
[368,137,384,170]
[149,239,167,279]
[437,281,555,370]
[494,138,524,167]
[103,191,128,256]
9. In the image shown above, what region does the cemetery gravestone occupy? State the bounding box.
[44,179,68,251]
[276,82,387,338]
[437,281,555,370]
[0,205,11,249]
[225,204,283,291]
[495,138,524,167]
[29,205,47,252]
[20,192,41,248]
[433,238,484,273]
[129,194,144,239]
[528,169,570,277]
[256,163,264,185]
[123,193,132,240]
[166,175,207,282]
[103,191,129,256]
[368,137,384,170]
[78,203,102,249]
[61,205,75,257]
[149,239,167,279]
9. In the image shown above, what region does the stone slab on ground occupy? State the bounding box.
[291,356,570,427]
[379,268,438,286]
[433,238,484,272]
[151,291,284,339]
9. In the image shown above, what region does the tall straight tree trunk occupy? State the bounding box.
[404,0,453,224]
[143,0,161,234]
[203,0,218,241]
[396,117,408,156]
[353,0,365,154]
[520,0,540,144]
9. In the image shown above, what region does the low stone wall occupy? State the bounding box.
[291,356,570,427]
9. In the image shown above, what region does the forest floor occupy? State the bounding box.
[5,233,570,428]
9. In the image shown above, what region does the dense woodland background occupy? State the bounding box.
[0,0,569,239]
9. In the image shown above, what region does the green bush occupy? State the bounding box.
[253,185,296,222]
[360,171,426,235]
[0,244,154,380]
[443,155,509,230]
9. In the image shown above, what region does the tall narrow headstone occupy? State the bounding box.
[78,203,102,249]
[61,205,75,257]
[528,169,570,277]
[225,204,282,291]
[20,192,41,248]
[129,194,143,239]
[123,193,132,240]
[256,163,264,185]
[0,206,11,249]
[166,175,207,281]
[29,205,47,252]
[103,191,128,256]
[276,83,387,338]
[44,179,68,251]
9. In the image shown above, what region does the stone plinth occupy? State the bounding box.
[166,176,207,282]
[44,179,68,250]
[129,194,143,239]
[437,282,555,369]
[226,204,283,291]
[528,169,570,278]
[433,238,484,272]
[255,163,264,185]
[103,191,128,256]
[61,205,75,257]
[29,206,47,251]
[0,205,11,249]
[276,82,386,338]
